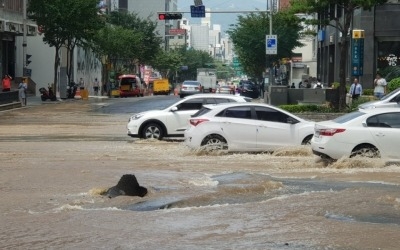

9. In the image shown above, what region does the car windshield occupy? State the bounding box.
[183,81,200,86]
[332,110,366,123]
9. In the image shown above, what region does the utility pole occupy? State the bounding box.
[22,0,27,76]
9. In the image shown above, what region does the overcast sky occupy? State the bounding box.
[178,0,268,34]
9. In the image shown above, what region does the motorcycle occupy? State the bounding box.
[39,85,57,101]
[66,81,77,99]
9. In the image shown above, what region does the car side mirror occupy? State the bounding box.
[171,106,178,112]
[362,121,368,127]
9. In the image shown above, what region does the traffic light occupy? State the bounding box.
[158,13,182,20]
[26,54,32,66]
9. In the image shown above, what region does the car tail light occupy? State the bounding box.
[318,128,346,136]
[189,118,209,126]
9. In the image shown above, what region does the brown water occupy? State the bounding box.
[0,101,400,250]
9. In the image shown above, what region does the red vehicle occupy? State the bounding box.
[118,74,144,97]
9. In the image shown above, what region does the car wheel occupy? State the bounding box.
[200,134,228,151]
[350,145,380,158]
[301,135,313,145]
[142,123,164,140]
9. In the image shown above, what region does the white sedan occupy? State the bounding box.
[311,108,400,162]
[127,94,251,140]
[184,103,315,152]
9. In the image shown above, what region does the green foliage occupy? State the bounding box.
[174,48,214,81]
[347,96,373,112]
[227,11,303,79]
[151,50,182,79]
[363,89,374,96]
[388,77,400,92]
[279,104,335,113]
[28,0,104,90]
[331,82,340,89]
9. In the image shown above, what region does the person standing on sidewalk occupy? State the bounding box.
[373,73,387,99]
[93,78,100,96]
[349,77,363,100]
[2,74,12,92]
[18,80,27,106]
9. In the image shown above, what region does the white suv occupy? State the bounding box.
[127,94,251,140]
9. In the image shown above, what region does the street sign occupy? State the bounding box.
[194,0,203,6]
[191,5,205,18]
[266,35,277,55]
[351,38,364,76]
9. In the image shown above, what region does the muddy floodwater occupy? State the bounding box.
[1,100,400,250]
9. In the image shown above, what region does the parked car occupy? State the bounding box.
[311,108,400,162]
[358,88,400,109]
[238,80,260,99]
[217,85,234,94]
[179,80,202,98]
[184,103,315,152]
[127,94,252,140]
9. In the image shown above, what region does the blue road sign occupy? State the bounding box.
[266,35,277,55]
[191,5,205,18]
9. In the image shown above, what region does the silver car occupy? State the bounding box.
[358,88,400,109]
[179,80,202,98]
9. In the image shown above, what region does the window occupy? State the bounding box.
[177,98,204,111]
[254,106,293,123]
[221,106,252,119]
[367,112,400,128]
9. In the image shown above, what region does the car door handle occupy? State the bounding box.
[375,132,385,137]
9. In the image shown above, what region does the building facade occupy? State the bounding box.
[318,2,400,89]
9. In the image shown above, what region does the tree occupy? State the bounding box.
[288,0,388,110]
[28,0,103,93]
[151,49,182,79]
[178,48,214,80]
[227,11,303,80]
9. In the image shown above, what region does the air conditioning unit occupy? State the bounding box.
[4,22,19,33]
[27,25,37,36]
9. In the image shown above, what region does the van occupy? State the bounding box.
[118,74,144,97]
[153,79,170,95]
[358,88,400,109]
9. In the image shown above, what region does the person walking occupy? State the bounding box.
[2,74,12,92]
[93,78,100,96]
[18,80,27,106]
[373,73,387,99]
[349,78,363,100]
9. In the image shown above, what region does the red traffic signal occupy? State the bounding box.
[158,13,182,20]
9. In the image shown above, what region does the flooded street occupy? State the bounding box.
[1,99,400,249]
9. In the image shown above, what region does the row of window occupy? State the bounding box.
[4,0,23,13]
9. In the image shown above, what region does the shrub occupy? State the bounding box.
[279,104,335,113]
[388,77,400,92]
[363,88,374,96]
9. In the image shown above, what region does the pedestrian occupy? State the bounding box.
[18,80,27,106]
[349,77,363,100]
[78,78,85,90]
[93,78,100,96]
[260,80,265,98]
[2,74,12,92]
[373,73,387,99]
[290,82,296,88]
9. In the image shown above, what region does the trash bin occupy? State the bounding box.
[81,89,89,100]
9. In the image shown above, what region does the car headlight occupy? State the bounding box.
[130,113,144,121]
